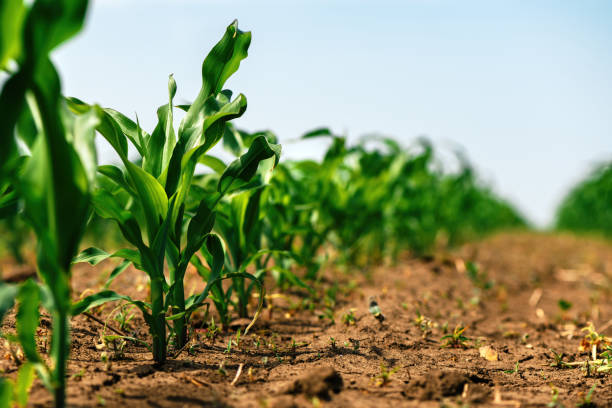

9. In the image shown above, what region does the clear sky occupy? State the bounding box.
[53,0,612,227]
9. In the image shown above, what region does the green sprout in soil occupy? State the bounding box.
[546,384,564,408]
[329,337,337,350]
[441,325,471,348]
[373,363,399,387]
[465,261,493,290]
[341,309,357,325]
[414,309,434,338]
[504,361,520,375]
[576,384,597,408]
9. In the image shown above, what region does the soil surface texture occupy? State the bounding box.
[1,232,612,407]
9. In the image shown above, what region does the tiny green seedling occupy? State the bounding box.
[373,363,398,387]
[546,384,564,408]
[441,325,471,348]
[341,309,356,325]
[558,299,572,312]
[329,337,337,349]
[504,361,520,375]
[576,384,596,408]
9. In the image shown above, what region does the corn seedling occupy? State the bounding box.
[70,20,280,363]
[576,384,597,408]
[546,384,565,408]
[373,363,399,387]
[341,309,356,325]
[441,325,471,348]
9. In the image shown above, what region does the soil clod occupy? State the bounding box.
[281,366,343,400]
[403,369,490,401]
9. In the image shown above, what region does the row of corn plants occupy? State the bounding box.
[0,0,279,405]
[258,130,526,279]
[0,1,527,406]
[556,162,612,238]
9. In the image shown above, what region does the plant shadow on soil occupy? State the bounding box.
[1,232,611,407]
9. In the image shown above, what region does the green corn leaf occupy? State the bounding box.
[97,165,135,195]
[218,135,281,194]
[186,271,263,335]
[66,106,99,184]
[15,362,35,408]
[178,20,250,149]
[124,161,168,243]
[0,0,25,69]
[104,259,131,289]
[71,290,151,319]
[165,93,247,199]
[103,107,147,157]
[301,127,333,139]
[23,59,91,272]
[0,283,18,323]
[183,201,216,263]
[202,234,224,280]
[198,155,226,174]
[72,247,140,267]
[0,378,11,408]
[26,0,89,59]
[16,280,42,364]
[222,124,244,156]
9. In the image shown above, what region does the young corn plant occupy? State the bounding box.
[71,20,280,363]
[0,0,95,407]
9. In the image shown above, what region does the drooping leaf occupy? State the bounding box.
[218,135,281,194]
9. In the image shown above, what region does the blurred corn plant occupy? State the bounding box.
[556,162,612,238]
[0,0,95,407]
[70,21,280,362]
[258,129,526,282]
[189,126,303,325]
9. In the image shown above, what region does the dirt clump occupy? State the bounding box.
[281,366,343,399]
[403,370,491,401]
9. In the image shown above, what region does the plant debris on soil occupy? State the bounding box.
[1,232,612,407]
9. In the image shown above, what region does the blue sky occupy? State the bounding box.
[53,0,612,226]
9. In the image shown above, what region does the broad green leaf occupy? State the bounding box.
[124,161,168,242]
[218,135,281,194]
[71,290,150,318]
[183,200,215,262]
[0,378,11,408]
[98,165,135,196]
[198,155,226,174]
[15,362,35,408]
[0,0,25,69]
[72,247,140,266]
[105,259,131,289]
[301,127,333,139]
[26,0,89,59]
[103,108,147,157]
[222,124,244,156]
[178,20,251,149]
[186,271,263,335]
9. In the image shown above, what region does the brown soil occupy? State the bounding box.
[1,232,612,407]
